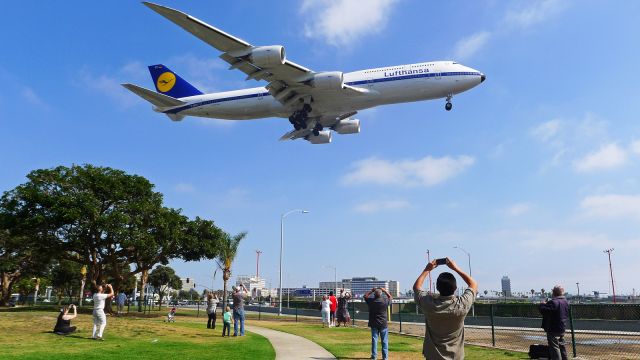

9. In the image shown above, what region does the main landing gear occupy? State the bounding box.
[445,94,453,111]
[288,104,312,130]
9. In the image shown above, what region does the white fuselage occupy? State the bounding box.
[160,61,484,121]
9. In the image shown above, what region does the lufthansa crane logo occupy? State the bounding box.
[156,72,176,93]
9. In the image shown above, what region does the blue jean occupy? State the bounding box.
[233,308,245,336]
[371,327,388,359]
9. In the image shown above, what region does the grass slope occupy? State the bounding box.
[0,311,274,360]
[251,320,528,360]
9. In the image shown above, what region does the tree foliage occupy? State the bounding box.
[0,164,228,307]
[148,265,182,306]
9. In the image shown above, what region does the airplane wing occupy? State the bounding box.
[143,2,367,109]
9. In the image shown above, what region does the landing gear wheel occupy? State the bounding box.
[303,103,312,113]
[294,124,302,130]
[445,102,452,111]
[313,129,320,136]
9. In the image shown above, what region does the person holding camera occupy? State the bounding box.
[92,283,114,341]
[364,287,392,360]
[539,285,569,360]
[53,304,78,335]
[413,257,477,360]
[232,284,248,336]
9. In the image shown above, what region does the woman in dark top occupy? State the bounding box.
[336,289,351,327]
[54,304,78,335]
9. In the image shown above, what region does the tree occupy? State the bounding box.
[531,289,535,297]
[148,265,181,308]
[0,227,51,306]
[216,232,247,307]
[484,290,488,296]
[51,260,82,305]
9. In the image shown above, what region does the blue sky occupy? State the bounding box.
[2,0,640,297]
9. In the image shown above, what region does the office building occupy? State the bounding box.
[501,276,512,297]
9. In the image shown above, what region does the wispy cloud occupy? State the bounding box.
[21,86,49,110]
[353,199,410,213]
[300,0,398,46]
[573,143,627,172]
[453,31,491,60]
[174,182,196,193]
[630,140,640,156]
[580,194,640,221]
[78,61,148,108]
[505,0,569,29]
[504,202,532,216]
[512,229,613,251]
[454,0,569,59]
[530,119,561,143]
[342,155,474,187]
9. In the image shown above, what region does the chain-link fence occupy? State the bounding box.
[245,302,640,359]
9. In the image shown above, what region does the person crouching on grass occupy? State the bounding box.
[53,304,78,335]
[222,306,232,337]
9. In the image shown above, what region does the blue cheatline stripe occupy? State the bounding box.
[164,71,482,115]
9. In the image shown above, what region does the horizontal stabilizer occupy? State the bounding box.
[121,83,185,107]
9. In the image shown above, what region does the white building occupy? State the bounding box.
[236,275,267,298]
[501,276,512,297]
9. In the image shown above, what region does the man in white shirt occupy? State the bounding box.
[92,284,114,340]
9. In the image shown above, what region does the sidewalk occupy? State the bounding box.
[248,326,336,360]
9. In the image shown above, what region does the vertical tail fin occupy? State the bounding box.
[148,64,203,98]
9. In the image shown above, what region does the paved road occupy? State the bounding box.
[248,325,336,360]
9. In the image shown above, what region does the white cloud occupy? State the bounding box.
[505,202,531,216]
[580,194,640,220]
[530,119,561,142]
[21,87,49,110]
[342,155,474,187]
[453,31,491,60]
[505,0,568,29]
[174,183,196,193]
[300,0,398,46]
[512,229,613,251]
[573,143,627,172]
[353,199,410,213]
[630,140,640,156]
[78,61,149,108]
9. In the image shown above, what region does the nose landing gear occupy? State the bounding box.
[445,94,453,111]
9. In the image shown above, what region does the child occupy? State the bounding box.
[222,306,232,337]
[166,306,176,323]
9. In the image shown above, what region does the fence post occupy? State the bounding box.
[399,309,403,333]
[490,303,496,347]
[295,303,298,323]
[259,303,261,321]
[352,301,356,326]
[569,305,577,358]
[197,301,200,318]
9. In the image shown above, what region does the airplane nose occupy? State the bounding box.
[480,73,486,83]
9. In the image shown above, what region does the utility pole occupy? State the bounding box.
[576,282,580,304]
[603,248,616,304]
[255,250,262,278]
[426,250,432,293]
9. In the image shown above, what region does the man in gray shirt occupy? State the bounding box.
[232,284,248,336]
[413,257,477,360]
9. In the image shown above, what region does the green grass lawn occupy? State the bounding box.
[1,308,528,359]
[251,320,528,360]
[0,309,275,360]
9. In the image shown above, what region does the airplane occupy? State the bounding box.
[122,2,486,144]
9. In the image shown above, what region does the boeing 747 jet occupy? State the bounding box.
[123,2,486,144]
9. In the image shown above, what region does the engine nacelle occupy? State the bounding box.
[333,119,360,134]
[250,45,286,68]
[306,130,332,144]
[310,71,344,90]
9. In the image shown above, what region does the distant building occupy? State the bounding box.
[181,278,196,292]
[236,275,267,298]
[501,276,512,297]
[319,277,400,297]
[319,279,352,294]
[388,281,400,298]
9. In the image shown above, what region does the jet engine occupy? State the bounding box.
[250,45,286,67]
[332,119,360,134]
[310,71,344,90]
[306,130,332,144]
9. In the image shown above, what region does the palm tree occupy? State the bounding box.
[531,289,535,297]
[216,231,247,307]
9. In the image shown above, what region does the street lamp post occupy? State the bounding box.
[279,209,309,315]
[453,246,473,316]
[603,248,616,304]
[324,265,337,295]
[576,282,580,304]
